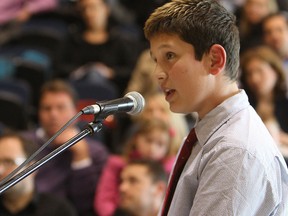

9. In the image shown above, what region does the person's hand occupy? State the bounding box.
[53,127,90,162]
[94,63,115,79]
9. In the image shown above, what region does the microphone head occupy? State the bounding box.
[125,91,145,115]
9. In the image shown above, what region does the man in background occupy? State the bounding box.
[114,159,167,216]
[23,79,109,216]
[0,132,77,216]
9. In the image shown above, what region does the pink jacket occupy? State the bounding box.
[0,0,57,25]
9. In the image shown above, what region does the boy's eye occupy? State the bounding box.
[166,52,174,60]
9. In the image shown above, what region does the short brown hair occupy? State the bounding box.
[126,159,168,183]
[144,0,240,81]
[40,79,78,107]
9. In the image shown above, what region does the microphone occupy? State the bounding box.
[81,91,145,116]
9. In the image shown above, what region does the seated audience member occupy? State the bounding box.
[0,132,77,216]
[236,0,278,53]
[114,159,168,216]
[22,79,109,216]
[262,11,288,91]
[125,49,159,99]
[106,0,169,44]
[0,0,58,26]
[134,92,191,155]
[240,45,288,163]
[59,0,139,95]
[0,0,58,44]
[109,92,191,155]
[94,119,174,216]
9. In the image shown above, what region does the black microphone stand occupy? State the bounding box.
[0,120,103,195]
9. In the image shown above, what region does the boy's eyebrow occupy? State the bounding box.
[149,43,171,57]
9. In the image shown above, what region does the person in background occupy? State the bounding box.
[105,0,169,45]
[236,0,278,53]
[0,0,58,44]
[0,0,57,26]
[134,92,192,154]
[144,0,288,215]
[125,49,160,99]
[94,119,174,216]
[240,45,288,164]
[262,11,288,92]
[0,132,77,216]
[110,91,190,155]
[113,159,168,216]
[59,0,139,96]
[22,79,108,216]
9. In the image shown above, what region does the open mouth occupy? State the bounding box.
[164,89,176,99]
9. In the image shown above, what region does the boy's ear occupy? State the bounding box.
[207,44,226,75]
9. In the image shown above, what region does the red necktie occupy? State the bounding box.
[161,128,197,216]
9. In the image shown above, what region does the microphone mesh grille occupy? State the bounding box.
[125,91,145,115]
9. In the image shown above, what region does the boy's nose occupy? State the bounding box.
[155,65,167,83]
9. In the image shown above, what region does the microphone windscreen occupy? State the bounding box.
[125,91,145,115]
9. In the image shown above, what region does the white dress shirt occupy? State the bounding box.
[164,90,288,216]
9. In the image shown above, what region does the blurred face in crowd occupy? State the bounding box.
[78,0,110,30]
[243,57,278,97]
[135,129,170,161]
[39,92,77,138]
[119,164,164,216]
[263,15,288,58]
[244,0,273,24]
[0,137,33,198]
[141,94,171,125]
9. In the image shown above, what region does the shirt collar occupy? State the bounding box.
[195,89,250,146]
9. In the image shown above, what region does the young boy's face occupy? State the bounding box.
[150,33,215,118]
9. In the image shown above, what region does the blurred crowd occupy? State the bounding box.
[0,0,288,216]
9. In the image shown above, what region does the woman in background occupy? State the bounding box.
[240,45,288,162]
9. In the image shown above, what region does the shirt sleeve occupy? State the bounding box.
[190,145,280,216]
